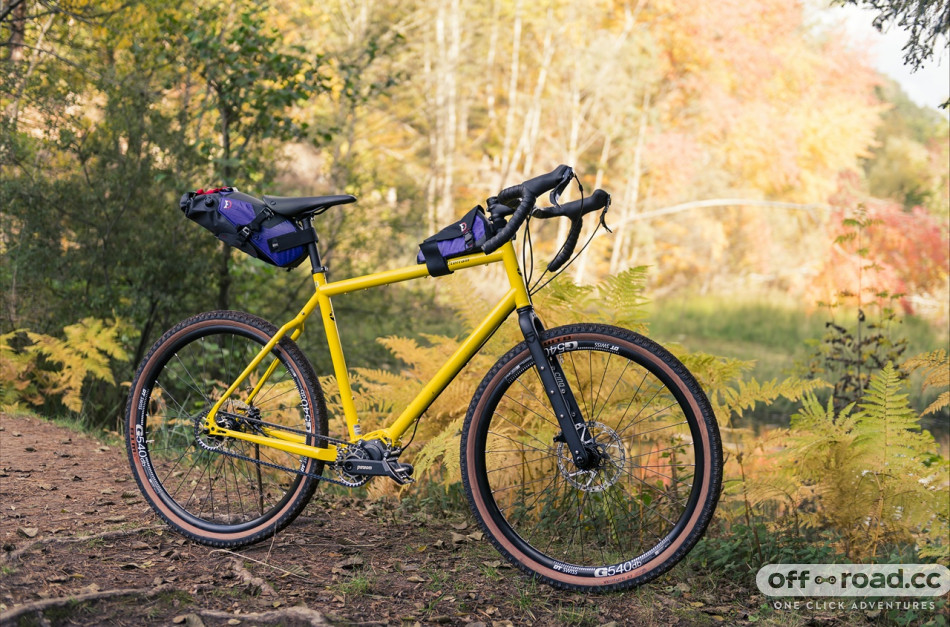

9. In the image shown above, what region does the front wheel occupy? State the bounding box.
[460,323,722,591]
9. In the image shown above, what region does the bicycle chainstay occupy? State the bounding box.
[191,413,366,488]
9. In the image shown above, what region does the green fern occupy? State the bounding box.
[0,318,128,413]
[853,363,932,467]
[749,364,949,561]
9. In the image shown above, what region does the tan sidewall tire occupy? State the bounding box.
[460,324,722,591]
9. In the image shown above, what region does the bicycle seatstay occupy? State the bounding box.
[204,239,530,460]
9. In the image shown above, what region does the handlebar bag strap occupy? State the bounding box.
[180,189,310,268]
[416,205,494,276]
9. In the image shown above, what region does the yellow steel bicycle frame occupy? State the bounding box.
[204,240,530,463]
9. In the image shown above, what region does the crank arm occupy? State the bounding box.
[340,458,415,484]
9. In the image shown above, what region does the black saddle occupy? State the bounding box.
[262,194,357,218]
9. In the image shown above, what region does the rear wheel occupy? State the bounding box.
[461,323,722,591]
[125,311,328,547]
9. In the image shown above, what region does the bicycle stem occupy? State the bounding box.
[516,306,593,469]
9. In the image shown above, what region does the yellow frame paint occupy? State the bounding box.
[203,240,530,463]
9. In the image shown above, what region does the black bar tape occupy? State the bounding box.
[480,195,535,253]
[523,164,573,196]
[533,189,610,219]
[547,218,583,272]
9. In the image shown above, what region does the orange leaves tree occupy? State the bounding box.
[810,174,950,317]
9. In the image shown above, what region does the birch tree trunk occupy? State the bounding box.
[498,0,522,187]
[429,0,461,229]
[609,91,650,275]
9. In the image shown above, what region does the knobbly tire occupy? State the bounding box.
[125,311,328,548]
[460,323,722,591]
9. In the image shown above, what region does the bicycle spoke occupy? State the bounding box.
[615,382,667,436]
[499,471,560,519]
[173,350,213,403]
[593,359,631,424]
[513,377,558,421]
[567,352,591,420]
[592,352,611,419]
[488,413,554,452]
[624,419,687,440]
[617,467,687,520]
[611,480,667,550]
[485,453,557,475]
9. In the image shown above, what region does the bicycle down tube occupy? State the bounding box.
[202,240,530,461]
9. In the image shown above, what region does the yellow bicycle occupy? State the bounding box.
[125,166,722,591]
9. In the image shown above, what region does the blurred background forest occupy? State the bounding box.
[2,0,949,591]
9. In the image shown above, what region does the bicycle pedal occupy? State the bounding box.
[390,462,414,485]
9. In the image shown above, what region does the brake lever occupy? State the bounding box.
[549,171,579,207]
[599,195,612,233]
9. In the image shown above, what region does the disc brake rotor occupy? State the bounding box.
[556,422,625,493]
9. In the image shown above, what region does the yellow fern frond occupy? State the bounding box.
[411,416,464,485]
[903,350,949,416]
[1,319,127,413]
[924,392,949,416]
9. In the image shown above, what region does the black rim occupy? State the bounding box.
[472,335,707,579]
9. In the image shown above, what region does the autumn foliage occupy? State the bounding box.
[809,173,950,316]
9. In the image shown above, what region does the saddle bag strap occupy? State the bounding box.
[268,228,317,253]
[420,240,451,276]
[237,207,274,244]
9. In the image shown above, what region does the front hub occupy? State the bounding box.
[556,422,625,493]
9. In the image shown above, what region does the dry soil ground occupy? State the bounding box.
[1,412,775,626]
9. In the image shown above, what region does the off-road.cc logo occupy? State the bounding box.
[757,564,950,597]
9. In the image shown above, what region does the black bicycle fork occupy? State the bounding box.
[517,307,597,470]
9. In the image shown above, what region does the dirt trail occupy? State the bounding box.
[0,412,749,626]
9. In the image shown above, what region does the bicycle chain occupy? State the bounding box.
[192,414,363,488]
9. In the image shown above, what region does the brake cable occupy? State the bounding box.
[526,179,612,296]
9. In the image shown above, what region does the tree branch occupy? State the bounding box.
[2,525,166,563]
[610,198,828,229]
[197,606,328,626]
[0,583,187,624]
[0,42,95,75]
[0,0,26,25]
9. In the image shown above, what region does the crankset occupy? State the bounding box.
[337,439,414,486]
